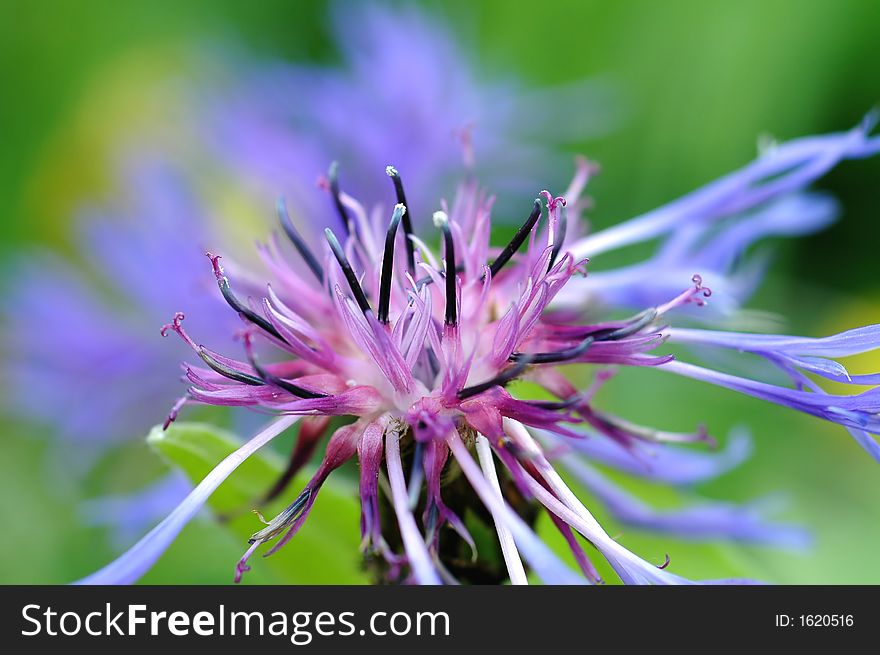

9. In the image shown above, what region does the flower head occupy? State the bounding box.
[2,3,610,545]
[4,3,609,452]
[79,114,880,584]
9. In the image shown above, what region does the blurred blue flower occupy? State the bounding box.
[4,157,234,449]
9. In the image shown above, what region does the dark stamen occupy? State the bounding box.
[378,204,407,324]
[526,394,584,410]
[457,357,533,400]
[386,166,416,274]
[510,336,594,364]
[244,337,328,399]
[210,255,285,342]
[489,198,542,278]
[592,309,658,341]
[325,228,372,314]
[261,431,324,505]
[434,211,457,326]
[424,499,440,537]
[412,262,465,294]
[408,440,425,509]
[276,197,324,282]
[328,162,351,234]
[548,205,568,270]
[248,488,313,544]
[198,348,264,386]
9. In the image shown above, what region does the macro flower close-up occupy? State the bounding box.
[79,116,880,585]
[3,0,880,601]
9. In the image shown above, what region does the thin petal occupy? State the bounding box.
[74,415,299,584]
[475,435,528,585]
[446,431,584,584]
[385,425,442,585]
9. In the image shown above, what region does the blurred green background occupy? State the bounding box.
[1,0,878,584]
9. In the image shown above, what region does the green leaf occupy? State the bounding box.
[147,422,280,513]
[146,422,368,584]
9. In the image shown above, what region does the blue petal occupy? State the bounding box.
[561,457,811,548]
[75,416,299,585]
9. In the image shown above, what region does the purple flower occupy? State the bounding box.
[3,3,609,452]
[79,116,879,584]
[3,2,615,556]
